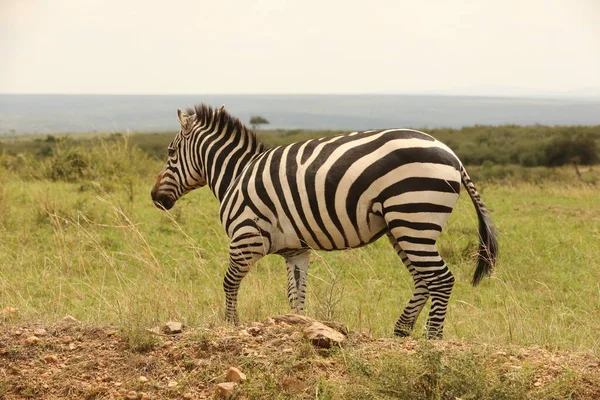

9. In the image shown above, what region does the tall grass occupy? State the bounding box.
[0,137,599,357]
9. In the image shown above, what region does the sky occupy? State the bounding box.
[1,0,599,96]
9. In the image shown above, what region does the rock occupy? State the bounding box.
[273,314,314,325]
[125,391,138,399]
[289,331,303,341]
[226,366,246,383]
[216,382,238,399]
[183,393,193,399]
[44,354,59,363]
[321,320,350,335]
[139,393,150,400]
[247,326,262,336]
[162,321,183,334]
[62,315,79,323]
[167,380,178,388]
[281,375,308,392]
[60,336,74,344]
[33,328,47,336]
[25,336,41,345]
[138,376,148,383]
[303,321,345,349]
[0,307,19,316]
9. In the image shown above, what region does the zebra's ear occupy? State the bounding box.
[177,109,193,130]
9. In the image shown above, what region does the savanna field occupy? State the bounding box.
[1,127,599,399]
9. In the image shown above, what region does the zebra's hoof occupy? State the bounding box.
[393,328,412,337]
[426,331,444,340]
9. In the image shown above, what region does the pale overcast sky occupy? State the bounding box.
[1,0,599,95]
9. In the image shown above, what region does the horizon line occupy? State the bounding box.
[2,92,600,100]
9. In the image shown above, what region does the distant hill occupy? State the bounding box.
[1,94,599,134]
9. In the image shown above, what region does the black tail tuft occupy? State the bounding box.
[472,207,498,286]
[460,165,498,286]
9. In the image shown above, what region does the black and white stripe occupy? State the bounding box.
[151,104,498,339]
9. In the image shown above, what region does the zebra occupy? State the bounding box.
[151,104,498,339]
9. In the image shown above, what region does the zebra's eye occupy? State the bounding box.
[168,148,176,157]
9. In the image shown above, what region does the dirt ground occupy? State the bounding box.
[1,314,599,399]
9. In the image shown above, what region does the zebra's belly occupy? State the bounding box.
[278,211,387,251]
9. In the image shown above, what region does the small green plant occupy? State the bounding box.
[120,326,160,353]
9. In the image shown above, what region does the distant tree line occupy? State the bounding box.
[0,126,598,175]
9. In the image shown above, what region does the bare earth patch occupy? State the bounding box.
[1,315,599,399]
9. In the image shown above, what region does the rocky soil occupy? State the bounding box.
[1,312,599,399]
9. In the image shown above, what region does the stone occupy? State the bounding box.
[44,354,59,363]
[273,314,314,325]
[60,336,74,344]
[138,376,148,383]
[216,382,238,399]
[25,336,41,345]
[62,315,79,323]
[167,380,178,388]
[162,321,183,334]
[225,366,246,383]
[139,393,150,400]
[303,321,345,349]
[281,375,308,392]
[125,391,138,399]
[33,328,47,336]
[0,307,19,316]
[247,326,262,336]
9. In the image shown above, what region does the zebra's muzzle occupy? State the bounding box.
[151,187,175,210]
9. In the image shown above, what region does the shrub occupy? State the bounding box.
[544,129,598,166]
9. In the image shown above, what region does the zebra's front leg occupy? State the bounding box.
[223,260,251,325]
[284,250,310,314]
[224,235,267,324]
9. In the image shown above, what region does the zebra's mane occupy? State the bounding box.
[184,104,259,142]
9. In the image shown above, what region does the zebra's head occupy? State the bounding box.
[151,109,207,210]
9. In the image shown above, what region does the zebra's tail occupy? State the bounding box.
[460,164,499,286]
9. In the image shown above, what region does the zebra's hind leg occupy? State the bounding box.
[283,250,310,313]
[387,232,430,337]
[387,229,455,339]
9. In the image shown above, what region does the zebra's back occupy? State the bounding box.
[221,129,463,252]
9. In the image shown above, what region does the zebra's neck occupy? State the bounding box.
[198,111,266,202]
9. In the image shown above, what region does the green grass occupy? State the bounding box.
[1,134,599,398]
[1,151,599,356]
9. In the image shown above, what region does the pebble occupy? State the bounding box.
[247,326,262,336]
[44,354,59,363]
[216,382,238,399]
[163,321,183,334]
[62,315,79,323]
[225,366,246,383]
[25,336,41,345]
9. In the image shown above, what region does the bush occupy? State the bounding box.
[543,129,598,166]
